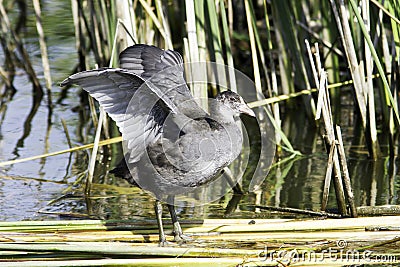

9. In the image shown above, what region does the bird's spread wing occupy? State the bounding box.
[119,45,208,119]
[119,44,183,80]
[61,68,177,162]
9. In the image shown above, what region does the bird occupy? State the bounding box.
[61,44,255,246]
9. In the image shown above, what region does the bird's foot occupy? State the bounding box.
[157,231,174,247]
[172,221,192,243]
[158,236,190,246]
[157,232,191,246]
[158,239,174,247]
[173,232,192,244]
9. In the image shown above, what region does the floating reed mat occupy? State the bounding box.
[0,217,399,266]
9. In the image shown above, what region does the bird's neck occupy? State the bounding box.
[209,101,237,124]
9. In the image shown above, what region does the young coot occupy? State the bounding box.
[61,44,255,245]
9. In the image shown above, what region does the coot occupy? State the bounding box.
[61,44,255,245]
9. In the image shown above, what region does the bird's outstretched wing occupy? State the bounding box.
[61,68,177,162]
[119,45,208,119]
[119,44,183,81]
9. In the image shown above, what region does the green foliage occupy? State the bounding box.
[2,0,399,157]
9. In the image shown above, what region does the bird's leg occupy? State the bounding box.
[154,200,168,246]
[167,195,190,243]
[222,167,243,194]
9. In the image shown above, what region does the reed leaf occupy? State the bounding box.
[271,0,315,118]
[186,0,208,109]
[137,0,173,49]
[219,0,236,92]
[370,0,400,25]
[263,0,281,148]
[0,137,122,167]
[206,0,226,87]
[205,1,221,57]
[349,0,400,126]
[243,0,262,96]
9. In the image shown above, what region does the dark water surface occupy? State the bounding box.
[0,1,399,222]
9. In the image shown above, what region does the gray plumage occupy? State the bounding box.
[61,44,255,245]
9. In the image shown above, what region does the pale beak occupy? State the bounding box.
[239,104,256,117]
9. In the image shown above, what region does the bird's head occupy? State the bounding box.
[215,91,255,117]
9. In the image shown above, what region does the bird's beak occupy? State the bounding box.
[239,104,256,117]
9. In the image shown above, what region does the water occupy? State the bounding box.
[0,1,399,222]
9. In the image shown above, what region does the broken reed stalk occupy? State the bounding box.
[334,0,367,129]
[255,205,342,218]
[0,65,12,88]
[306,40,344,214]
[318,71,347,216]
[349,0,400,126]
[0,0,42,93]
[322,138,336,211]
[331,0,399,158]
[85,107,105,195]
[336,125,357,217]
[61,119,72,148]
[306,40,357,217]
[84,17,132,194]
[0,137,122,167]
[32,0,52,106]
